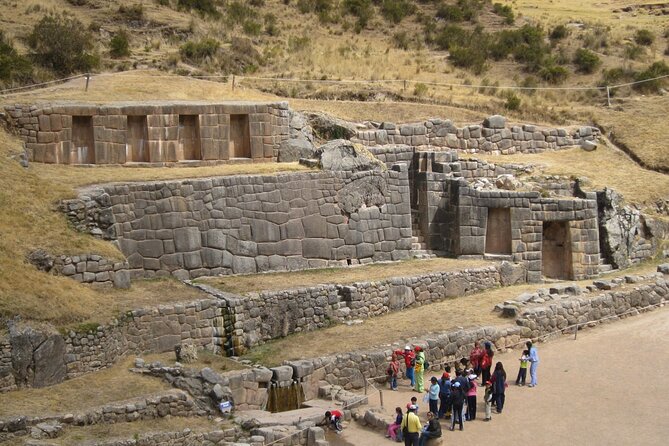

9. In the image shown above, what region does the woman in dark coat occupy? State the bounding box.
[491,362,507,413]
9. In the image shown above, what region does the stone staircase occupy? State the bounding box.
[410,212,442,259]
[598,255,615,274]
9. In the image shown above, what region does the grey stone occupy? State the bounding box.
[278,138,316,162]
[33,334,67,388]
[232,257,256,274]
[305,112,358,140]
[580,139,597,151]
[201,367,224,384]
[271,365,294,381]
[315,139,385,172]
[483,115,506,129]
[388,285,413,310]
[174,227,201,252]
[658,264,669,274]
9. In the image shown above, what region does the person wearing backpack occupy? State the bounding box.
[438,370,452,419]
[414,346,426,392]
[450,381,465,431]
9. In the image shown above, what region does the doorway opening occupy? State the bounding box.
[71,116,95,164]
[542,221,573,280]
[127,115,149,162]
[229,114,251,158]
[178,115,201,160]
[485,208,512,255]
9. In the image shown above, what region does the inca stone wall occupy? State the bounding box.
[416,172,600,282]
[63,168,412,279]
[353,115,600,155]
[52,254,130,287]
[3,101,290,164]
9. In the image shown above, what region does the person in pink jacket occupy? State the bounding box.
[465,374,478,421]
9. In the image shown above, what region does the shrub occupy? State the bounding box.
[633,61,669,93]
[110,30,131,58]
[118,4,144,22]
[264,13,278,36]
[492,3,514,25]
[179,38,219,63]
[538,62,568,84]
[413,82,428,97]
[288,35,310,52]
[155,0,171,6]
[434,24,469,51]
[634,29,654,46]
[381,0,415,24]
[573,48,600,74]
[342,0,373,30]
[0,31,33,85]
[549,24,569,41]
[582,26,609,49]
[177,0,220,18]
[623,43,644,61]
[449,43,487,74]
[393,31,411,50]
[436,4,464,22]
[226,1,257,23]
[28,14,99,75]
[504,91,521,110]
[243,20,262,36]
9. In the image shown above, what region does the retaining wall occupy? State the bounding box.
[353,116,600,155]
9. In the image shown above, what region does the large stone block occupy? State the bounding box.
[232,256,257,274]
[251,220,280,242]
[137,239,164,258]
[303,238,333,259]
[174,227,201,252]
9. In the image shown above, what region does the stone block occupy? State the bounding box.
[271,365,294,381]
[232,257,257,274]
[174,227,201,252]
[137,239,164,258]
[251,219,280,242]
[303,238,333,259]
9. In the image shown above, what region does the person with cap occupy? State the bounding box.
[437,368,452,419]
[400,404,422,446]
[483,380,493,421]
[414,346,426,392]
[526,341,540,387]
[427,376,440,416]
[395,346,416,388]
[465,372,478,421]
[418,411,442,446]
[450,380,465,431]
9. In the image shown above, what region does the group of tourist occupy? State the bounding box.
[384,341,540,445]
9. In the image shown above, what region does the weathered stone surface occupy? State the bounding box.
[174,227,202,252]
[305,112,358,140]
[483,115,506,129]
[315,140,385,172]
[388,285,413,310]
[277,138,315,162]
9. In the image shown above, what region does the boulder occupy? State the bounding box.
[483,115,506,129]
[495,174,521,190]
[27,249,54,272]
[315,140,385,173]
[305,112,358,141]
[175,342,198,363]
[277,138,316,162]
[580,140,597,151]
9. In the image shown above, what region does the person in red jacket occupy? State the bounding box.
[323,410,343,433]
[394,345,416,387]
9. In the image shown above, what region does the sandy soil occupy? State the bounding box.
[328,307,669,446]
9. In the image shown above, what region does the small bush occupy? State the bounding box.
[436,4,464,22]
[393,31,411,50]
[342,0,373,31]
[110,30,131,58]
[492,3,514,24]
[381,0,415,24]
[504,91,521,110]
[177,0,220,18]
[634,29,654,46]
[155,0,171,6]
[449,44,487,74]
[243,19,262,36]
[413,82,428,97]
[582,26,609,49]
[573,48,601,74]
[180,38,219,63]
[118,4,144,22]
[0,31,33,85]
[288,35,310,52]
[549,24,569,41]
[538,62,568,84]
[434,24,469,51]
[264,13,278,36]
[67,0,89,5]
[623,43,644,61]
[633,61,669,93]
[28,14,99,75]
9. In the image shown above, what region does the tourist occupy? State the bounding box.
[401,404,421,446]
[414,346,426,392]
[438,370,452,419]
[483,380,493,421]
[491,362,507,413]
[465,373,478,421]
[469,341,484,376]
[453,370,470,422]
[408,397,419,415]
[515,349,530,386]
[481,341,494,385]
[323,409,343,433]
[450,381,465,431]
[387,407,404,442]
[387,354,400,391]
[418,411,442,446]
[526,341,540,387]
[395,346,416,388]
[427,376,440,415]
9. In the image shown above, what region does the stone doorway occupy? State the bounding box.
[178,115,201,160]
[485,208,512,255]
[70,116,95,164]
[542,221,573,280]
[229,114,251,158]
[127,115,149,162]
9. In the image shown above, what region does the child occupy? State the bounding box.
[410,396,419,414]
[386,407,403,442]
[516,350,529,386]
[387,354,400,390]
[483,381,493,421]
[323,410,343,433]
[465,374,478,421]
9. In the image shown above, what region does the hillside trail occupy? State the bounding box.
[327,306,669,446]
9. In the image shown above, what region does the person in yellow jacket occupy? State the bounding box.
[400,404,421,446]
[414,346,426,392]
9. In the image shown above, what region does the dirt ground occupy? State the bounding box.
[328,306,669,446]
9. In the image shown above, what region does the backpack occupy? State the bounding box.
[410,356,416,367]
[423,358,430,370]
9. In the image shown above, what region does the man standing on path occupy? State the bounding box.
[527,341,540,387]
[395,346,416,388]
[401,404,421,446]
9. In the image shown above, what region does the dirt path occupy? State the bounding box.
[328,307,669,446]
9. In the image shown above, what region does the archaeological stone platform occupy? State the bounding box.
[4,101,290,164]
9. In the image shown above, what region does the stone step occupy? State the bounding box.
[412,243,427,250]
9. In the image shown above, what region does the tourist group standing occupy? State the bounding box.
[387,340,540,445]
